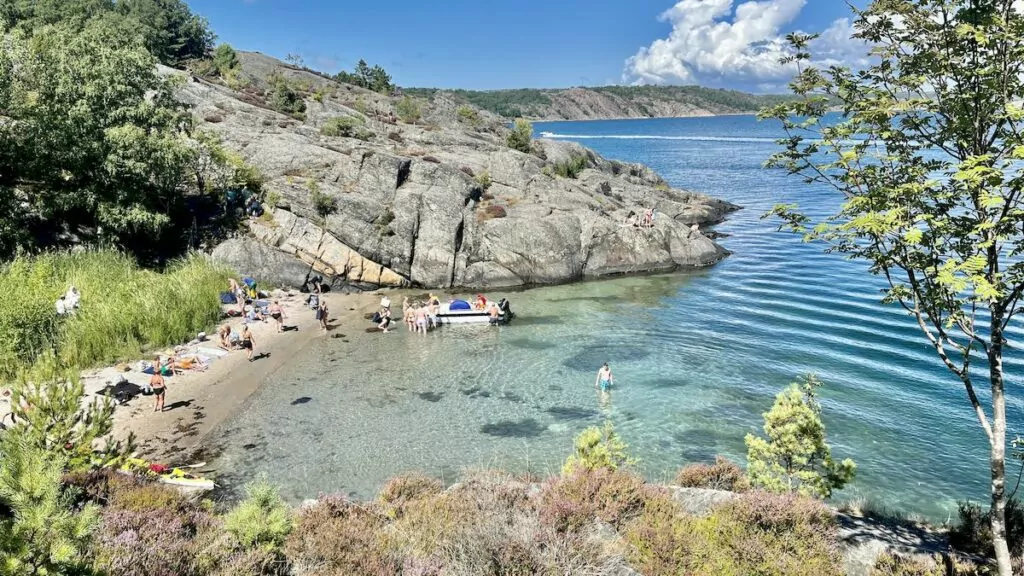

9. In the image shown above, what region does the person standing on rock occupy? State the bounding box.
[595,362,613,391]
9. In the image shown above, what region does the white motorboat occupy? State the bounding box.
[436,298,514,325]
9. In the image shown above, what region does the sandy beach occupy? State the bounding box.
[76,289,382,466]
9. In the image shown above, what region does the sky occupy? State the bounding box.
[187,0,870,92]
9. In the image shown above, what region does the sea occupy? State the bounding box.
[205,115,1023,521]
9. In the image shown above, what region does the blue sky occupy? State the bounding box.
[188,0,868,91]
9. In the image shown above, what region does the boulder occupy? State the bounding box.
[211,238,311,289]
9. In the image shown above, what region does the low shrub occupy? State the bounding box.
[223,477,293,553]
[397,96,422,124]
[388,131,404,143]
[537,467,650,533]
[562,421,634,475]
[378,473,444,517]
[674,456,750,492]
[475,170,493,191]
[267,73,306,119]
[421,156,441,164]
[264,189,282,210]
[871,554,944,576]
[949,498,1024,558]
[551,155,588,179]
[480,205,507,220]
[284,496,400,576]
[91,478,222,576]
[456,105,481,126]
[625,490,842,576]
[321,115,373,140]
[506,119,533,153]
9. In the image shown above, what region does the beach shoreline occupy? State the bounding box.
[80,290,381,466]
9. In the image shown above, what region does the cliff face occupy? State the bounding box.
[192,53,738,290]
[535,87,739,120]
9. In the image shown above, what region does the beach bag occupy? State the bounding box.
[219,291,237,304]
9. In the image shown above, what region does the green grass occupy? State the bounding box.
[0,250,232,379]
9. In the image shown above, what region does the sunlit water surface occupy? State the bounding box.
[206,116,1024,520]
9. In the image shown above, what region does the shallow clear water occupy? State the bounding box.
[207,115,1023,519]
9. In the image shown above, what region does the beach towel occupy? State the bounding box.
[219,291,237,304]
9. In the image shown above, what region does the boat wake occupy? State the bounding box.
[538,132,778,143]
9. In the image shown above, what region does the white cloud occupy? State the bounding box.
[623,0,868,90]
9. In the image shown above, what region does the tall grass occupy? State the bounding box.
[0,250,231,379]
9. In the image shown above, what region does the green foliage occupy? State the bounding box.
[264,190,282,210]
[308,180,337,222]
[538,467,649,532]
[0,439,101,575]
[551,155,588,179]
[562,421,635,475]
[0,250,229,377]
[949,498,1024,559]
[396,96,422,124]
[405,87,552,118]
[506,118,534,153]
[762,4,1024,571]
[210,43,239,78]
[116,0,214,67]
[745,375,855,499]
[404,85,797,119]
[267,73,306,118]
[456,105,481,126]
[320,115,372,140]
[8,358,129,472]
[334,59,394,94]
[474,170,493,191]
[0,20,201,258]
[1,0,213,68]
[675,456,750,492]
[223,476,293,552]
[625,490,842,576]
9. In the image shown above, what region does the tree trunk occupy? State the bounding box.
[989,305,1013,576]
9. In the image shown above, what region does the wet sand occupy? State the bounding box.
[81,290,381,465]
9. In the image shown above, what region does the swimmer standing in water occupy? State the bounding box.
[595,362,613,391]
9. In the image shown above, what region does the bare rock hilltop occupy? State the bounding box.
[188,52,738,290]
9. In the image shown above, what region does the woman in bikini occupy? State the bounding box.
[318,300,330,331]
[269,301,285,332]
[404,302,416,331]
[241,324,256,361]
[150,371,167,412]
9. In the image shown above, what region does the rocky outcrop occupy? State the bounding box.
[192,52,738,290]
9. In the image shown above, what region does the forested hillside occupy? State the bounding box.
[406,85,798,120]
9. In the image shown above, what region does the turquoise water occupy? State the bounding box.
[207,115,1023,519]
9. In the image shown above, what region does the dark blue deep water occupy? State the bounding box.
[208,116,1022,519]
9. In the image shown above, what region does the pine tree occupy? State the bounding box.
[745,375,855,499]
[0,439,100,576]
[563,421,634,475]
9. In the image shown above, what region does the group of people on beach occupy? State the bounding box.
[374,294,442,334]
[623,208,657,228]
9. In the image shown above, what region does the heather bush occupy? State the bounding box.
[397,96,422,124]
[675,456,750,492]
[475,170,493,191]
[562,421,634,475]
[538,467,650,532]
[285,495,398,575]
[871,554,945,576]
[321,115,372,140]
[625,489,842,576]
[378,473,444,518]
[223,477,293,553]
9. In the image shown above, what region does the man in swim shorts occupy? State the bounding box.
[595,362,613,391]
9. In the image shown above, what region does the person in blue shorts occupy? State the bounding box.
[595,362,613,391]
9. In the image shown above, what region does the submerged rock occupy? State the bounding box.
[190,53,739,289]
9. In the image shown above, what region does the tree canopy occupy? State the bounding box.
[0,0,213,66]
[0,20,198,257]
[761,1,1024,572]
[335,59,394,94]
